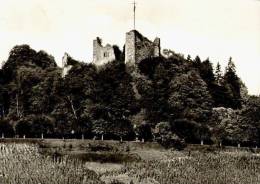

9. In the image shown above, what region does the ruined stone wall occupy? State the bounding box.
[153,38,161,56]
[125,31,136,63]
[61,53,72,78]
[125,30,161,64]
[93,37,116,66]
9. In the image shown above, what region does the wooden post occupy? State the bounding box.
[1,133,4,139]
[101,134,104,141]
[23,135,25,139]
[142,138,144,143]
[41,133,43,139]
[201,140,204,145]
[238,143,240,148]
[81,134,84,140]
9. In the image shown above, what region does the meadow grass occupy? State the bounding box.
[0,143,104,184]
[101,151,260,184]
[0,142,259,184]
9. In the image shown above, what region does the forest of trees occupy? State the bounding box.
[0,45,259,148]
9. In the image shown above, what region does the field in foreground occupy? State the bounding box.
[0,142,259,184]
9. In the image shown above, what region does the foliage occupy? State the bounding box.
[134,122,153,141]
[0,44,257,145]
[171,119,211,144]
[15,118,33,137]
[154,122,186,149]
[0,119,14,137]
[222,57,242,108]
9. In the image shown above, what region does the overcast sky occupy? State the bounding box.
[0,0,259,95]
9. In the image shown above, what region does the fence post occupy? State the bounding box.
[101,134,104,141]
[41,133,44,139]
[23,135,26,139]
[1,133,4,139]
[81,134,84,140]
[201,139,204,145]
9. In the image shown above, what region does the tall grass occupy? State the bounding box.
[0,143,104,184]
[102,152,260,184]
[0,143,259,184]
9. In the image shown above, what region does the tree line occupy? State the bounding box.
[0,45,259,148]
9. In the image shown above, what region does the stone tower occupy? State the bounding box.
[125,30,161,64]
[93,37,116,66]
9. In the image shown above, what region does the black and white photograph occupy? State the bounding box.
[0,0,259,183]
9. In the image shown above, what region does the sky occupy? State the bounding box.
[0,0,259,95]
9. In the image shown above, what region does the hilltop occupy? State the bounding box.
[0,44,259,148]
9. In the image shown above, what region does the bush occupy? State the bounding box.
[171,119,211,144]
[135,122,153,141]
[30,115,54,137]
[155,122,186,149]
[0,120,15,137]
[15,119,32,137]
[15,115,54,138]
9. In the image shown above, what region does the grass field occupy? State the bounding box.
[100,151,260,184]
[0,140,259,184]
[0,143,104,184]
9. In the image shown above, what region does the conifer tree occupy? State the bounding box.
[215,62,222,85]
[223,57,242,108]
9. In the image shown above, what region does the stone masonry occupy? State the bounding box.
[92,30,161,65]
[61,52,72,78]
[93,37,116,66]
[125,30,161,64]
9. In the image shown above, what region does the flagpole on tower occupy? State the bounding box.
[133,0,136,30]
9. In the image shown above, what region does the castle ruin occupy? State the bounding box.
[93,37,116,66]
[62,30,161,76]
[92,30,161,65]
[125,30,160,64]
[61,53,72,78]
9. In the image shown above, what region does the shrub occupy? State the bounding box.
[0,119,15,137]
[155,122,186,149]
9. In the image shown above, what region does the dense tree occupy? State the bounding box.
[0,44,256,146]
[198,58,215,86]
[136,56,186,126]
[238,96,260,145]
[89,61,137,140]
[210,105,259,147]
[223,57,242,109]
[168,70,213,123]
[215,62,222,85]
